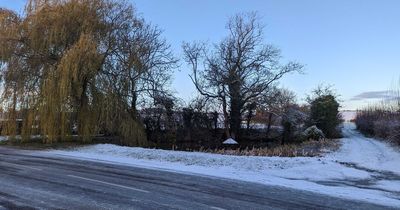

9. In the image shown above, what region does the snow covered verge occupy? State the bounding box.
[44,123,400,207]
[0,136,9,142]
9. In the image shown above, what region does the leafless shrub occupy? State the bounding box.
[355,86,400,145]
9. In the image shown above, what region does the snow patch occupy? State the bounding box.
[45,123,400,207]
[222,138,238,145]
[0,136,8,142]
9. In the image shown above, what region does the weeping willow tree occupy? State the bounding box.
[0,0,176,145]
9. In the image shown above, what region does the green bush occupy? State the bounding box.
[307,86,342,138]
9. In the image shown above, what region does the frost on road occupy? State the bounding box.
[46,123,400,207]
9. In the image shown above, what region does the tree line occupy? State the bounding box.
[0,0,342,149]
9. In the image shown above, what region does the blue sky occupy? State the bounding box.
[2,0,399,110]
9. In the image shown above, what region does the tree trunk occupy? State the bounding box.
[212,111,218,135]
[230,102,241,139]
[281,122,291,145]
[246,108,252,130]
[229,81,242,140]
[266,112,273,139]
[130,91,138,118]
[222,96,230,139]
[246,109,253,135]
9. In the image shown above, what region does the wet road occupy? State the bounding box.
[0,147,396,210]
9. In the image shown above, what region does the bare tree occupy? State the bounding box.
[258,87,296,138]
[183,12,302,140]
[101,10,178,117]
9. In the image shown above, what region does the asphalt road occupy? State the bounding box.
[0,147,396,210]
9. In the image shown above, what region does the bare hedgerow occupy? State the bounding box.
[355,87,400,146]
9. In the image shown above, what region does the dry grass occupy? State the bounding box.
[198,139,341,157]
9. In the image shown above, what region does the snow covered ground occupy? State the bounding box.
[44,123,400,207]
[0,136,8,142]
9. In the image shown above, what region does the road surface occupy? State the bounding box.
[0,147,395,210]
